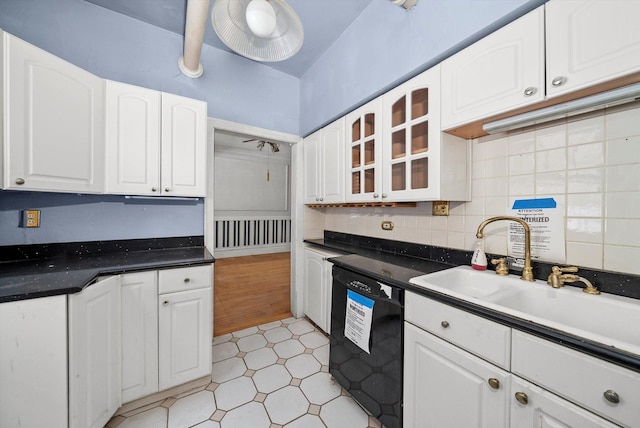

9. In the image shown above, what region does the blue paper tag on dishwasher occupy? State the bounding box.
[344,290,374,354]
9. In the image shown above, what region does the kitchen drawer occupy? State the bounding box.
[158,265,212,294]
[405,291,511,369]
[512,330,640,428]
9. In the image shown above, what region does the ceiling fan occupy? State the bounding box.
[243,138,281,152]
[211,0,304,62]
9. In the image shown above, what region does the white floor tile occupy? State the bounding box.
[168,390,216,428]
[212,341,239,363]
[244,347,279,370]
[300,372,341,405]
[312,344,329,366]
[299,331,329,349]
[253,364,292,394]
[264,326,293,343]
[214,376,257,411]
[285,414,325,428]
[258,320,282,330]
[264,386,309,425]
[118,406,167,428]
[320,396,370,428]
[193,421,220,428]
[212,357,247,383]
[232,326,259,338]
[273,339,305,359]
[213,333,233,344]
[221,402,270,428]
[285,353,321,379]
[237,333,268,352]
[287,319,315,335]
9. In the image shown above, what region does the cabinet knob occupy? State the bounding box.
[165,187,171,192]
[514,392,529,405]
[184,278,191,284]
[488,378,500,390]
[603,390,620,404]
[440,321,450,329]
[151,187,157,192]
[163,300,169,306]
[523,87,537,97]
[551,76,567,87]
[15,178,25,185]
[373,193,379,198]
[381,193,387,199]
[315,198,320,201]
[319,198,324,202]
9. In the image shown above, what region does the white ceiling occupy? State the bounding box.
[84,0,374,78]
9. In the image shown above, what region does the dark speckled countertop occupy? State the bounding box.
[306,231,640,373]
[0,236,214,303]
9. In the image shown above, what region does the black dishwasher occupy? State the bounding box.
[329,265,404,428]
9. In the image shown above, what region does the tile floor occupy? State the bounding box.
[106,317,382,428]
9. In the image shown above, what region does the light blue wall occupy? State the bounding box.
[299,0,546,135]
[0,0,300,134]
[0,191,204,245]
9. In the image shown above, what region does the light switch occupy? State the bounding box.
[21,210,41,228]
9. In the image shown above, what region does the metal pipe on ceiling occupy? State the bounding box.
[179,0,211,78]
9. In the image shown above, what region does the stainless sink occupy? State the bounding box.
[409,265,640,356]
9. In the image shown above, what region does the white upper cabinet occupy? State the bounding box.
[545,0,640,97]
[3,32,105,193]
[161,93,207,197]
[383,66,470,202]
[105,80,161,195]
[441,7,545,131]
[303,117,345,204]
[105,83,207,197]
[345,98,382,203]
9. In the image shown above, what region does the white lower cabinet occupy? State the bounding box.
[404,322,510,428]
[303,247,341,333]
[121,271,159,403]
[0,295,68,428]
[404,291,639,428]
[510,376,619,428]
[68,275,122,428]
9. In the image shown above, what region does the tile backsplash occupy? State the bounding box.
[305,103,640,276]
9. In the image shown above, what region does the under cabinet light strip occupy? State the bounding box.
[482,82,640,134]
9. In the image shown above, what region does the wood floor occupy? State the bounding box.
[213,252,292,337]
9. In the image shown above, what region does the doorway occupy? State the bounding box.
[211,129,293,336]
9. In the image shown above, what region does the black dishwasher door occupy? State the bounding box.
[329,266,403,428]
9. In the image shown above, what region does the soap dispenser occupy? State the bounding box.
[471,240,487,270]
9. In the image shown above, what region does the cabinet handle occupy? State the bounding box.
[165,187,171,192]
[15,178,25,185]
[440,321,449,329]
[373,193,379,198]
[184,278,191,284]
[551,76,567,87]
[322,257,328,261]
[163,300,169,306]
[514,392,529,405]
[488,378,500,390]
[523,87,537,97]
[151,187,157,192]
[603,390,620,404]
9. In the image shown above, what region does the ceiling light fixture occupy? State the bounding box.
[482,82,640,134]
[211,0,304,62]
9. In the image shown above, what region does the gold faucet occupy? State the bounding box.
[476,216,534,281]
[547,266,600,295]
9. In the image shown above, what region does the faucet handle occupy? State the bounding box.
[491,258,509,276]
[553,265,579,273]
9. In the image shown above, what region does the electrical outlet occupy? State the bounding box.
[432,201,450,216]
[21,210,41,228]
[381,221,394,231]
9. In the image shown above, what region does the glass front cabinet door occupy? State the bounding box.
[381,65,442,202]
[345,98,383,203]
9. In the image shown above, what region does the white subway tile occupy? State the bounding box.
[484,234,508,255]
[604,245,640,275]
[566,218,603,243]
[508,130,536,155]
[472,179,485,198]
[536,171,566,194]
[566,242,603,269]
[472,160,486,179]
[606,165,640,192]
[536,123,567,150]
[449,201,466,216]
[484,196,509,216]
[485,157,508,178]
[472,140,485,162]
[605,104,640,140]
[606,192,640,219]
[447,215,465,232]
[509,153,535,175]
[567,193,603,217]
[484,177,508,197]
[567,113,605,146]
[567,168,603,193]
[509,174,535,197]
[536,148,566,173]
[484,137,508,159]
[606,136,640,166]
[567,142,604,169]
[464,198,485,216]
[431,230,448,247]
[431,215,448,231]
[604,219,640,246]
